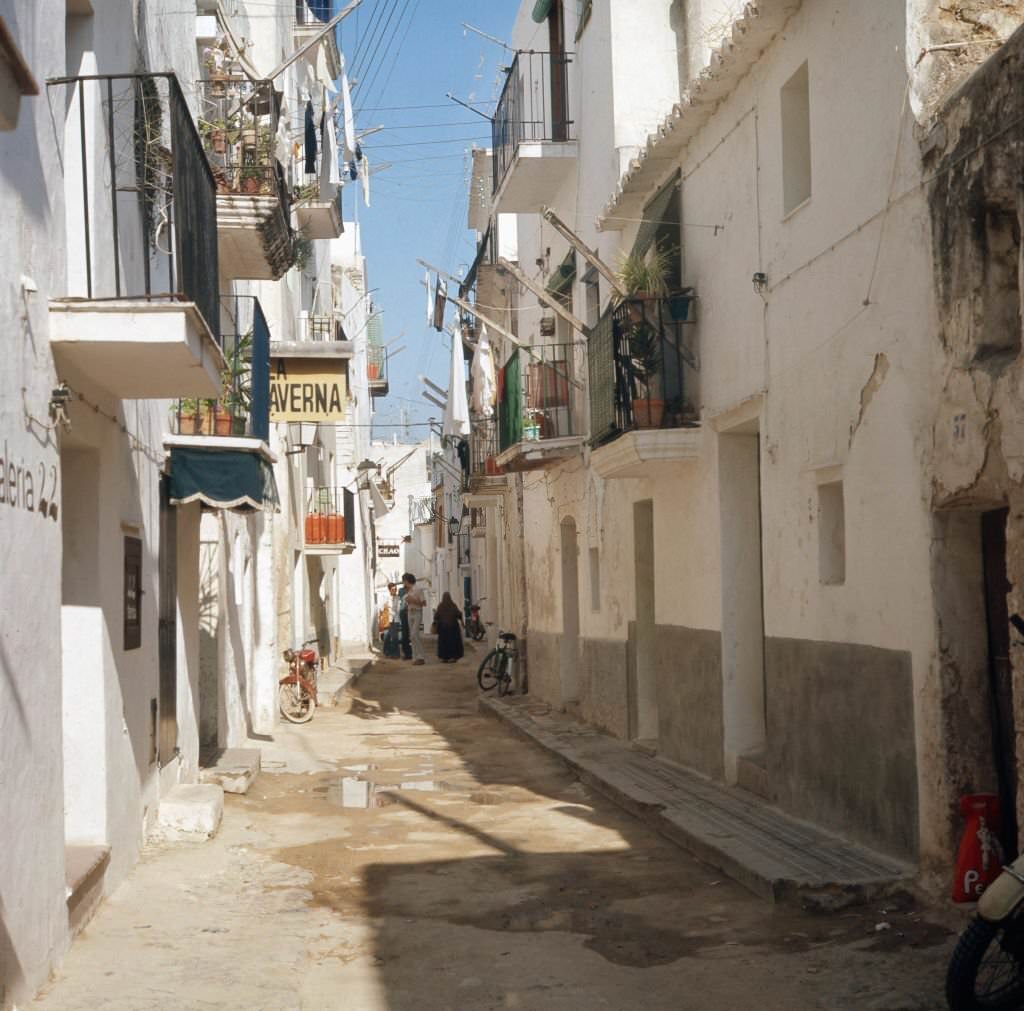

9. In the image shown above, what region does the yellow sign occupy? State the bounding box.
[269,358,349,422]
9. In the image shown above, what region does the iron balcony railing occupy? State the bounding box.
[497,342,577,452]
[305,486,356,546]
[303,313,344,342]
[469,416,498,477]
[196,77,285,200]
[295,0,331,25]
[172,295,271,440]
[367,344,388,391]
[492,50,574,194]
[56,73,220,342]
[589,295,699,447]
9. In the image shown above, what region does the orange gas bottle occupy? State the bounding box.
[323,513,339,543]
[305,512,324,544]
[952,793,1004,902]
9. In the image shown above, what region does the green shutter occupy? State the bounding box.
[532,0,553,22]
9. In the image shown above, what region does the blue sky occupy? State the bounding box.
[335,0,518,441]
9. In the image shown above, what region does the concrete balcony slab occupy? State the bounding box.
[496,434,584,473]
[49,299,223,399]
[591,427,702,479]
[493,140,578,214]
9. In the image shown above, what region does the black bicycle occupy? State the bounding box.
[477,631,517,696]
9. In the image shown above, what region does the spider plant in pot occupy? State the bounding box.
[615,243,673,322]
[622,316,665,428]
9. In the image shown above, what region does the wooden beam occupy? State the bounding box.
[497,256,588,334]
[542,206,626,297]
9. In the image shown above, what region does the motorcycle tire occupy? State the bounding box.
[471,627,486,642]
[279,681,315,724]
[946,916,1024,1010]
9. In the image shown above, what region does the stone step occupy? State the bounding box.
[481,696,914,909]
[199,748,261,795]
[65,844,110,935]
[158,784,224,840]
[318,658,372,706]
[736,748,772,801]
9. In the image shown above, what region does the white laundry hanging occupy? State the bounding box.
[339,53,357,161]
[471,325,496,418]
[360,152,370,207]
[443,331,471,438]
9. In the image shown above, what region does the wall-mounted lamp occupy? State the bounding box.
[49,382,72,429]
[752,271,768,295]
[447,512,462,539]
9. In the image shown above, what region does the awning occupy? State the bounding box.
[532,0,553,22]
[632,173,679,258]
[168,447,280,512]
[546,249,576,295]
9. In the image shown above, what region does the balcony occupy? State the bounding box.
[294,1,342,80]
[303,312,345,343]
[196,77,293,280]
[589,295,702,479]
[49,73,223,399]
[496,343,583,473]
[304,486,356,555]
[165,296,279,512]
[293,182,343,240]
[367,344,388,397]
[491,50,576,213]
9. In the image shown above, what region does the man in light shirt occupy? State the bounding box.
[402,572,426,666]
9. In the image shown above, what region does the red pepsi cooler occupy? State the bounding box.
[952,793,1004,902]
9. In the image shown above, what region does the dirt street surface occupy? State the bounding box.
[35,652,958,1010]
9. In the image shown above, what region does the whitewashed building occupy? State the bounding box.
[462,0,1024,891]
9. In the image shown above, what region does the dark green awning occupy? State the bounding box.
[546,249,576,295]
[632,174,680,258]
[168,447,279,512]
[532,0,553,22]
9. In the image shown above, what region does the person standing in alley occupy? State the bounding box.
[398,578,412,660]
[382,582,401,658]
[433,592,464,663]
[403,573,426,666]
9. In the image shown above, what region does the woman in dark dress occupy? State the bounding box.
[434,592,464,662]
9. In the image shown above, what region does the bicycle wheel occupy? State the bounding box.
[279,680,315,723]
[477,649,501,691]
[497,655,513,696]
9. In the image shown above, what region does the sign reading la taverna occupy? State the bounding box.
[269,358,349,422]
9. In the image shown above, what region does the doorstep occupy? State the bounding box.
[158,784,224,840]
[481,695,914,908]
[318,652,373,707]
[199,748,261,795]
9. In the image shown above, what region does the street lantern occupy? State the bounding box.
[447,512,462,539]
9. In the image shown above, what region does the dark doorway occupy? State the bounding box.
[982,507,1017,855]
[547,0,569,142]
[158,476,178,766]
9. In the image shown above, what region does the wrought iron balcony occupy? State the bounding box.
[294,1,342,79]
[496,342,582,471]
[305,486,356,554]
[196,77,293,280]
[491,50,576,211]
[304,313,344,342]
[171,295,271,442]
[367,344,389,397]
[49,72,223,398]
[468,416,501,484]
[588,294,702,479]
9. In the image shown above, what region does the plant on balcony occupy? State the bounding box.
[239,165,264,194]
[220,329,253,435]
[291,232,313,272]
[621,313,665,430]
[614,245,673,303]
[293,181,319,204]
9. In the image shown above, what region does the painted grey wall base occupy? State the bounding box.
[580,638,630,738]
[765,637,918,860]
[654,625,724,779]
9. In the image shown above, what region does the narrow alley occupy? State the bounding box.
[36,654,953,1011]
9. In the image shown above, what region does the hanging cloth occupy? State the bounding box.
[319,107,341,196]
[425,270,433,326]
[360,152,371,207]
[339,53,358,162]
[443,332,471,438]
[471,325,496,418]
[304,100,317,174]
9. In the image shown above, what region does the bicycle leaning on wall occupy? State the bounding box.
[477,631,518,696]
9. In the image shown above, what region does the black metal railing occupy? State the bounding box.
[469,416,498,476]
[492,50,574,194]
[497,343,576,452]
[56,73,220,343]
[367,344,387,388]
[305,486,355,546]
[303,313,343,341]
[295,0,331,25]
[172,294,271,440]
[589,295,699,447]
[196,77,282,197]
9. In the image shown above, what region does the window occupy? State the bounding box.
[582,267,600,328]
[589,547,601,611]
[818,481,845,585]
[124,536,143,649]
[781,62,811,215]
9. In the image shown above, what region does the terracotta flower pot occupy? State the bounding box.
[213,410,233,436]
[632,398,665,429]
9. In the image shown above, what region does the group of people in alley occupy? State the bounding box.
[380,573,465,665]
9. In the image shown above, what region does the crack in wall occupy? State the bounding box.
[848,353,890,448]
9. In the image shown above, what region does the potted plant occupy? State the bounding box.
[622,313,665,429]
[239,166,262,194]
[177,397,201,434]
[220,330,253,435]
[522,411,541,441]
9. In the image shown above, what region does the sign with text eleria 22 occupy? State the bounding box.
[269,358,348,422]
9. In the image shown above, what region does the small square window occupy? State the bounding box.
[124,535,142,649]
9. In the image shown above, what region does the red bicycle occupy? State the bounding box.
[279,638,319,723]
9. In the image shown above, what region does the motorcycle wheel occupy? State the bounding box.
[471,627,486,642]
[279,681,315,724]
[947,917,1024,1010]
